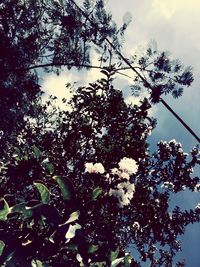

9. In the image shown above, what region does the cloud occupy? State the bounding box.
[40,50,104,110]
[41,72,76,111]
[151,0,200,20]
[42,73,73,100]
[151,0,177,19]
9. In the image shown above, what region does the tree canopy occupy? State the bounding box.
[0,1,199,266]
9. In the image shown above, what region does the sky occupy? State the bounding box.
[42,1,200,266]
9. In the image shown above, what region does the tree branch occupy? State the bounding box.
[70,0,200,143]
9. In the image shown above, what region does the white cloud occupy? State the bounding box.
[151,0,177,19]
[42,73,73,100]
[41,51,107,110]
[150,0,200,20]
[41,72,75,111]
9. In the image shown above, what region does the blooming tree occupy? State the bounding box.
[0,1,199,266]
[0,69,199,266]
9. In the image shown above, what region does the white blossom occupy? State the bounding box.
[85,162,105,174]
[17,134,25,145]
[111,168,120,175]
[194,184,200,192]
[120,194,130,206]
[161,181,174,190]
[94,163,105,174]
[169,139,177,144]
[147,126,153,136]
[109,188,124,198]
[195,203,200,210]
[117,182,135,196]
[178,148,183,153]
[120,172,130,180]
[110,181,135,208]
[85,162,95,173]
[132,221,140,230]
[118,157,138,175]
[111,168,130,180]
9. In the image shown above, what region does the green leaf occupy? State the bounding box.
[88,244,99,253]
[65,223,81,239]
[59,211,80,227]
[34,182,50,204]
[92,187,102,200]
[111,257,124,267]
[53,176,74,201]
[124,254,132,267]
[10,202,33,218]
[32,146,41,160]
[66,210,80,224]
[0,240,5,256]
[31,259,43,267]
[0,198,9,221]
[45,162,54,174]
[109,248,119,262]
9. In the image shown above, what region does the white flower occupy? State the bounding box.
[94,163,105,174]
[85,162,105,174]
[194,184,200,192]
[109,188,124,198]
[195,203,200,210]
[147,126,153,136]
[111,168,130,180]
[111,168,120,175]
[117,182,135,196]
[127,183,136,193]
[161,181,174,190]
[17,134,25,145]
[85,162,95,173]
[120,171,130,180]
[120,194,130,206]
[169,139,177,144]
[109,188,130,207]
[132,221,140,230]
[110,181,135,208]
[178,148,183,153]
[105,173,110,179]
[155,198,160,204]
[118,157,138,175]
[181,185,186,190]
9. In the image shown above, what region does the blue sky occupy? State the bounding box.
[42,1,200,265]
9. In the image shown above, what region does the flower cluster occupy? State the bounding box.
[161,181,174,190]
[118,157,138,175]
[109,157,138,207]
[109,181,135,207]
[85,162,105,174]
[85,158,137,208]
[111,168,130,180]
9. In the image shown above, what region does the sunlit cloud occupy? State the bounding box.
[151,0,177,19]
[41,72,75,111]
